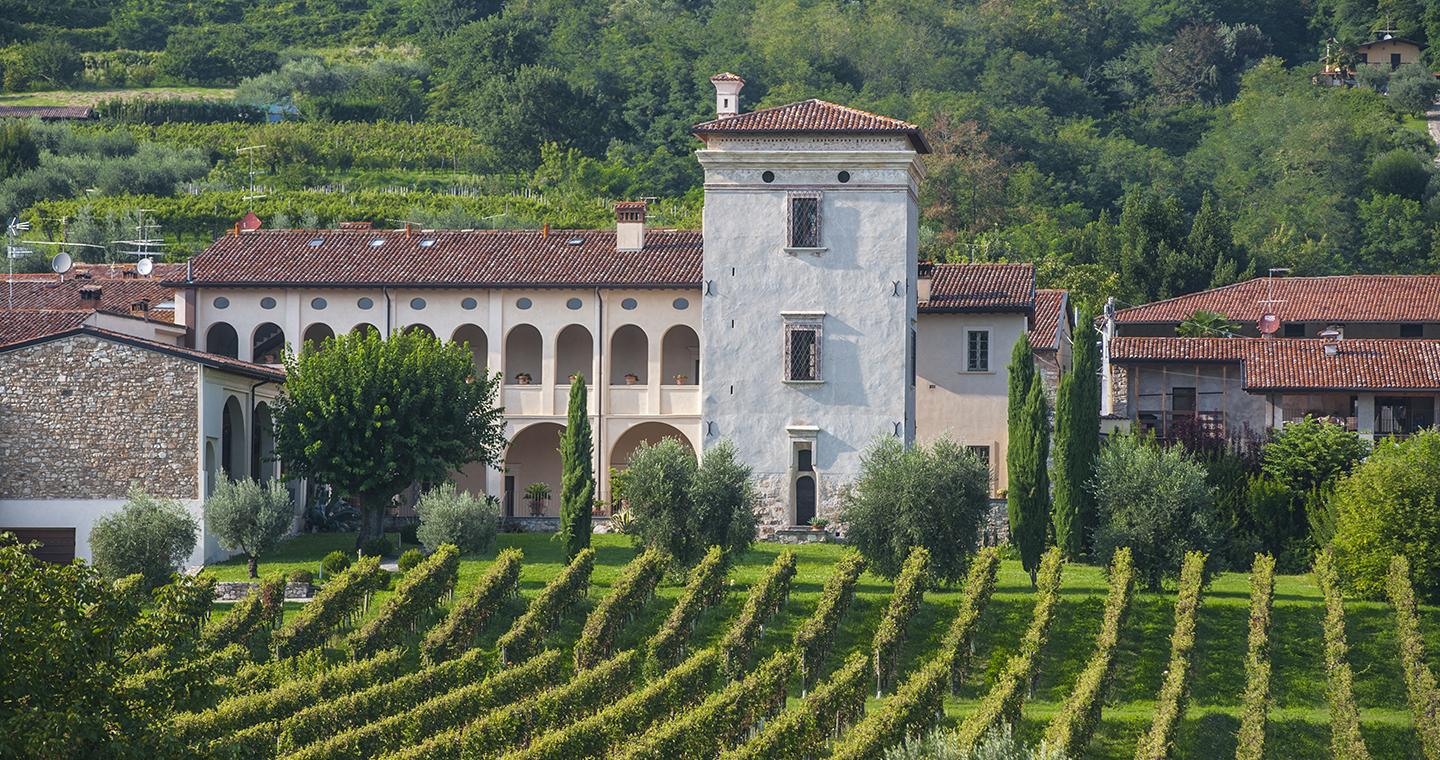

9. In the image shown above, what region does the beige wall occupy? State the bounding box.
[1358,40,1422,66]
[916,312,1028,495]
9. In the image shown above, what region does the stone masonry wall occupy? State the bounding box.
[0,335,199,500]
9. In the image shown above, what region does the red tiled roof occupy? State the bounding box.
[0,310,92,346]
[1109,336,1440,391]
[1031,289,1068,351]
[2,264,179,323]
[0,324,285,382]
[0,105,93,120]
[692,99,930,153]
[1113,275,1440,324]
[178,229,703,288]
[919,263,1035,313]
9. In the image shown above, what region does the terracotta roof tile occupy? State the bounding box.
[0,324,284,382]
[0,105,93,120]
[692,99,930,153]
[1113,275,1440,324]
[0,310,92,346]
[178,229,703,288]
[1109,336,1440,391]
[920,262,1035,313]
[1031,289,1067,350]
[2,264,179,323]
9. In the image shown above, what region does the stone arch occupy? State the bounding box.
[207,322,239,358]
[302,322,335,350]
[452,324,487,371]
[505,422,565,517]
[251,401,276,482]
[505,324,543,384]
[252,322,285,364]
[610,421,695,471]
[555,324,593,385]
[221,395,246,479]
[661,324,700,385]
[610,324,648,385]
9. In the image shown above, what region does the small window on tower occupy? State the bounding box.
[784,321,822,382]
[788,193,822,248]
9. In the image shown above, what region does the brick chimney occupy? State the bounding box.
[616,201,646,252]
[710,72,744,117]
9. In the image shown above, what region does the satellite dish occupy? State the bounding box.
[1257,313,1280,335]
[135,257,154,276]
[50,252,72,274]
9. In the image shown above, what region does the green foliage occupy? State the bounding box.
[617,650,798,760]
[886,724,1071,760]
[1236,554,1276,760]
[415,483,499,554]
[121,642,250,715]
[719,550,796,676]
[723,652,868,760]
[1133,551,1206,760]
[841,436,989,584]
[1008,338,1050,583]
[574,548,668,670]
[793,550,867,689]
[954,548,1064,753]
[873,547,931,694]
[558,373,595,562]
[0,121,39,179]
[273,328,505,546]
[2,39,83,90]
[939,547,1001,694]
[497,547,594,665]
[1092,434,1220,590]
[201,574,285,651]
[647,546,729,672]
[322,549,351,577]
[89,485,199,588]
[689,439,760,563]
[1386,63,1440,116]
[204,476,292,578]
[1041,548,1134,757]
[1314,549,1372,760]
[1177,309,1238,338]
[1052,308,1101,558]
[831,657,950,760]
[397,547,424,572]
[1385,556,1440,760]
[348,543,460,658]
[620,437,757,568]
[1331,430,1440,602]
[272,556,384,658]
[1356,191,1432,273]
[1368,148,1433,200]
[422,547,522,664]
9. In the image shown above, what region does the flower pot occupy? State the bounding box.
[673,375,688,385]
[624,374,639,385]
[516,374,531,385]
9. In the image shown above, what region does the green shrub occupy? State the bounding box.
[359,536,393,557]
[873,547,931,695]
[201,574,285,650]
[416,483,500,554]
[272,557,384,658]
[1134,551,1206,760]
[1040,548,1134,757]
[349,544,460,658]
[288,568,315,585]
[1331,430,1440,602]
[722,653,867,760]
[575,548,668,670]
[618,438,758,568]
[397,547,425,572]
[204,476,293,579]
[322,550,351,577]
[1386,556,1440,760]
[719,550,796,675]
[422,547,522,663]
[1235,553,1276,760]
[1261,416,1369,494]
[793,551,866,690]
[89,486,199,588]
[1314,549,1371,760]
[939,547,1000,693]
[831,656,950,760]
[498,548,594,665]
[646,546,728,673]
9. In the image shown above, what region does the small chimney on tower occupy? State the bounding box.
[710,72,744,118]
[616,201,646,251]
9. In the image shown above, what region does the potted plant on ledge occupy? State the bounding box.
[524,482,551,516]
[515,372,532,385]
[624,373,640,385]
[673,373,689,385]
[808,516,829,532]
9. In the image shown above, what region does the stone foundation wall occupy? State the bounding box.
[0,335,199,500]
[753,473,849,539]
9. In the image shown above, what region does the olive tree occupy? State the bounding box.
[618,437,757,567]
[205,477,293,578]
[89,486,198,588]
[273,329,506,548]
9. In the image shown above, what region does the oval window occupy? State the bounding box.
[410,297,426,310]
[762,170,775,183]
[672,297,690,310]
[516,297,532,310]
[838,170,851,183]
[566,297,583,310]
[621,298,638,310]
[213,296,230,309]
[357,297,374,310]
[260,297,277,310]
[310,297,327,310]
[461,297,478,310]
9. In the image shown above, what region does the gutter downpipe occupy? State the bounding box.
[595,286,605,507]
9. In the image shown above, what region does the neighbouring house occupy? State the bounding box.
[1102,274,1440,442]
[1355,30,1424,69]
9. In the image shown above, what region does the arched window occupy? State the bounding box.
[252,323,285,364]
[404,323,436,339]
[661,325,700,385]
[610,324,648,385]
[555,324,593,384]
[452,324,487,371]
[505,324,542,384]
[302,323,334,351]
[352,322,380,336]
[221,396,246,480]
[207,322,239,358]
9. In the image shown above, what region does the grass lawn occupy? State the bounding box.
[0,86,235,107]
[204,533,1440,759]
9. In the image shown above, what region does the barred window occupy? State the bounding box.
[788,193,821,248]
[785,322,822,381]
[966,330,989,372]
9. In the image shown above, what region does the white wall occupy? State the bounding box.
[1,497,216,568]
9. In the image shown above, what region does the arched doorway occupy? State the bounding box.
[610,421,695,470]
[610,324,648,385]
[555,324,593,384]
[251,402,275,482]
[795,475,817,525]
[505,324,542,385]
[302,323,334,351]
[452,324,487,372]
[252,323,285,364]
[505,422,565,517]
[207,323,239,358]
[221,396,246,479]
[661,325,699,385]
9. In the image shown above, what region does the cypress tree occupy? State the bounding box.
[558,373,594,561]
[1053,308,1102,558]
[1007,334,1049,585]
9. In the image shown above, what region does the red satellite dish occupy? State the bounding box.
[1257,314,1281,335]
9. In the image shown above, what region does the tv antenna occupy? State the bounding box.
[1257,267,1290,335]
[6,217,106,307]
[236,144,268,201]
[111,209,166,277]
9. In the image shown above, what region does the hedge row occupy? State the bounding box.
[505,648,723,760]
[422,548,523,664]
[349,544,461,658]
[1040,547,1135,757]
[1134,551,1207,760]
[872,547,931,696]
[1235,553,1276,760]
[953,547,1065,753]
[793,551,866,691]
[169,648,404,750]
[1386,556,1440,760]
[616,650,798,760]
[386,649,642,760]
[719,550,797,675]
[721,652,868,760]
[121,643,250,714]
[273,556,384,659]
[218,648,334,698]
[939,547,1000,693]
[646,547,729,673]
[285,649,568,760]
[201,574,286,650]
[830,656,950,760]
[574,549,669,670]
[1314,550,1371,760]
[276,645,490,753]
[498,548,595,665]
